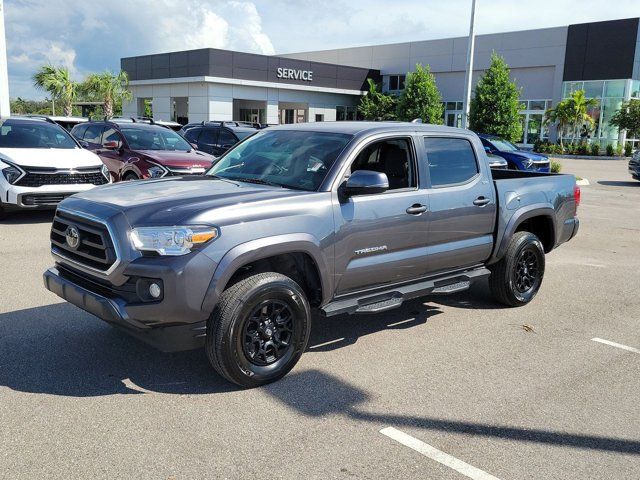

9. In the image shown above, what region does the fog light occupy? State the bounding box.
[149,283,162,299]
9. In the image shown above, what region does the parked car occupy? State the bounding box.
[26,115,88,132]
[487,153,508,169]
[478,133,550,172]
[109,117,183,132]
[0,117,109,219]
[180,121,258,156]
[629,149,640,181]
[44,122,579,387]
[71,119,215,181]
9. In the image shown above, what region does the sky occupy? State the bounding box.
[3,0,640,99]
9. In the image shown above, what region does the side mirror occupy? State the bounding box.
[103,140,120,150]
[342,170,389,197]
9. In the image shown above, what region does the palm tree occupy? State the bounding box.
[82,70,132,118]
[567,89,598,143]
[544,100,572,148]
[32,65,77,116]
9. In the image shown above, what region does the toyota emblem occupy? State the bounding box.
[65,226,80,249]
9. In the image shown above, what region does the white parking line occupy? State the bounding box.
[387,318,418,327]
[591,338,640,354]
[380,427,500,480]
[308,338,345,349]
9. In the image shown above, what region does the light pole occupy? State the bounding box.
[461,0,477,129]
[0,0,9,116]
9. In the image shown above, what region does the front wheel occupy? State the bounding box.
[489,231,545,307]
[206,272,311,388]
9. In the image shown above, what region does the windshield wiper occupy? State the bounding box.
[227,177,283,188]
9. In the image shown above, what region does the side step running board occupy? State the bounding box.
[321,267,490,317]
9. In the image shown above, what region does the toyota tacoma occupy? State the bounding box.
[44,122,580,387]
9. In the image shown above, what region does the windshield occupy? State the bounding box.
[121,126,192,151]
[490,138,519,152]
[0,121,78,149]
[208,130,352,191]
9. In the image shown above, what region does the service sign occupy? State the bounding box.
[276,68,313,82]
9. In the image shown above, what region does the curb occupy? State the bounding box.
[546,155,630,161]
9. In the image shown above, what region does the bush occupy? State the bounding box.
[624,142,633,157]
[606,144,614,156]
[551,160,562,173]
[615,144,623,156]
[550,144,563,155]
[577,142,588,155]
[590,143,600,156]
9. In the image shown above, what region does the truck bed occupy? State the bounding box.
[489,168,578,263]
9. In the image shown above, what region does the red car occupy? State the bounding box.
[71,119,215,181]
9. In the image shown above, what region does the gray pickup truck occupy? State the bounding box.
[43,122,580,387]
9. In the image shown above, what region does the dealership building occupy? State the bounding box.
[122,17,640,146]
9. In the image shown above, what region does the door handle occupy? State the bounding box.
[473,196,491,206]
[406,204,428,215]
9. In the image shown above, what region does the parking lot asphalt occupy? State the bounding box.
[0,159,638,479]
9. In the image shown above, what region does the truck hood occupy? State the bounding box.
[136,149,214,168]
[66,176,310,225]
[0,147,103,168]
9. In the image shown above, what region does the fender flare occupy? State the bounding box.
[201,233,332,313]
[490,203,556,264]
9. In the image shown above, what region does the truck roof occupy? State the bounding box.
[266,121,469,136]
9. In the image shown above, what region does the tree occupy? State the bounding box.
[544,90,598,146]
[358,78,397,121]
[469,53,522,142]
[32,65,77,116]
[81,70,132,118]
[544,100,572,148]
[396,64,443,124]
[610,99,640,140]
[566,89,598,143]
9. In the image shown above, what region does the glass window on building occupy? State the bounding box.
[583,80,604,99]
[631,80,640,99]
[336,106,357,121]
[388,75,406,91]
[604,80,625,98]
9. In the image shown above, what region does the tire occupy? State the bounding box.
[206,272,311,388]
[0,206,7,221]
[489,231,545,307]
[122,172,139,182]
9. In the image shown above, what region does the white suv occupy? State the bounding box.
[0,117,110,219]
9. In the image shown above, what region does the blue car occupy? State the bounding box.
[478,134,550,173]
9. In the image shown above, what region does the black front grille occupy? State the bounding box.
[16,167,108,188]
[21,193,73,206]
[51,211,117,271]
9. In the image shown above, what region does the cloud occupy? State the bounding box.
[3,0,640,99]
[3,0,275,98]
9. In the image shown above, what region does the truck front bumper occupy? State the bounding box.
[43,266,208,352]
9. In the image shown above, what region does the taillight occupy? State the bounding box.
[573,183,581,214]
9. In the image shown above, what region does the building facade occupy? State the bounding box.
[122,17,640,147]
[121,49,380,126]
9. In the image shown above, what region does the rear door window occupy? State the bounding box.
[218,129,237,147]
[199,128,218,146]
[424,137,479,187]
[183,127,202,143]
[83,124,105,144]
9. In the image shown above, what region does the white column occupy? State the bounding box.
[0,0,11,116]
[152,97,170,121]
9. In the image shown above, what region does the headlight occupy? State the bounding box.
[147,162,167,178]
[2,164,25,185]
[100,164,111,182]
[130,226,219,256]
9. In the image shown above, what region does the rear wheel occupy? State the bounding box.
[489,231,545,307]
[0,205,7,221]
[206,272,311,388]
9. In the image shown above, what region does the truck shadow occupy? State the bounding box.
[0,300,440,397]
[0,210,55,225]
[597,180,639,187]
[266,369,640,455]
